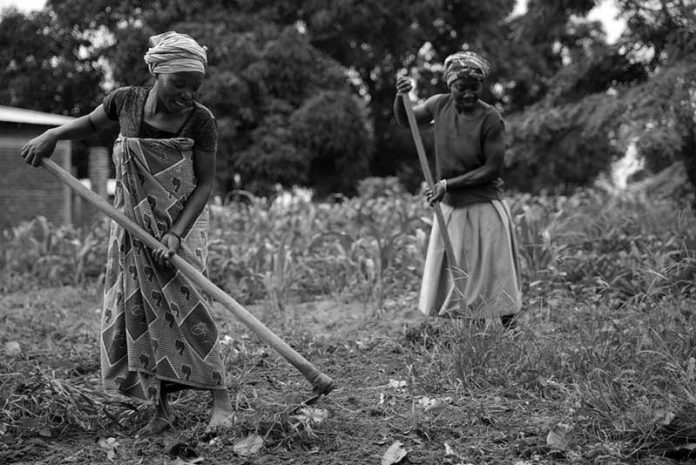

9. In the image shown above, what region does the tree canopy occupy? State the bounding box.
[1,0,694,199]
[505,0,695,196]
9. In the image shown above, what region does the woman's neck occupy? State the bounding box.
[455,99,482,116]
[146,84,174,116]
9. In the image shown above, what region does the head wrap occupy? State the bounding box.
[443,51,490,86]
[143,31,207,75]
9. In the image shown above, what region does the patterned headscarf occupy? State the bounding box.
[443,51,490,86]
[144,31,207,75]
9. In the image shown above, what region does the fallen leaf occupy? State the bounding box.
[381,440,408,465]
[546,423,572,450]
[388,379,407,389]
[0,423,6,436]
[443,442,472,463]
[417,396,452,411]
[233,434,264,457]
[5,341,21,356]
[290,407,328,425]
[654,409,676,426]
[97,437,119,461]
[74,417,91,431]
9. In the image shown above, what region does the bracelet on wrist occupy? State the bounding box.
[168,231,181,241]
[439,179,448,192]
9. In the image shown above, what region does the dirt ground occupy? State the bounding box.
[0,286,682,465]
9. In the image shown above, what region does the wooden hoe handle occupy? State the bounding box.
[399,93,459,272]
[40,157,336,395]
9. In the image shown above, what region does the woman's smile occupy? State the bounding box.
[171,96,191,110]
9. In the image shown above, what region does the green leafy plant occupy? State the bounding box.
[1,216,108,291]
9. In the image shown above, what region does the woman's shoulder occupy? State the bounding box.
[478,101,505,132]
[104,86,148,108]
[479,101,503,118]
[188,102,216,138]
[192,101,216,123]
[103,86,148,120]
[424,93,451,113]
[108,86,149,99]
[187,102,218,151]
[426,93,451,105]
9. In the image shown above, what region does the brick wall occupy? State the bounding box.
[0,125,71,231]
[88,147,110,199]
[74,146,111,225]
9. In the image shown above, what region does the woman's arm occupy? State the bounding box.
[445,121,505,189]
[426,116,505,204]
[155,146,216,263]
[21,105,114,166]
[169,147,216,238]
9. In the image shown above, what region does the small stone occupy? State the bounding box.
[5,341,21,357]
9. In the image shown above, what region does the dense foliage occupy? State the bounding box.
[3,183,694,309]
[506,0,696,195]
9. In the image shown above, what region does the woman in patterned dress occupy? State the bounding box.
[21,31,234,435]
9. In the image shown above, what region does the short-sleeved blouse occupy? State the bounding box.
[103,86,217,154]
[423,94,504,207]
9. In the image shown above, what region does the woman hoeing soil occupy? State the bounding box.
[21,31,235,436]
[394,51,522,328]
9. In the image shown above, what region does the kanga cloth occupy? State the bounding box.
[418,200,522,318]
[100,136,226,404]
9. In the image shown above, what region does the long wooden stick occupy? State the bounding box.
[41,157,335,395]
[400,94,458,273]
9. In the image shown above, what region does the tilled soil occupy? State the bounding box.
[0,287,678,464]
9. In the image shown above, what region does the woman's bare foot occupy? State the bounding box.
[136,386,174,437]
[206,388,235,433]
[136,414,174,437]
[207,409,235,431]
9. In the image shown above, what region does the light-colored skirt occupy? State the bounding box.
[418,200,522,318]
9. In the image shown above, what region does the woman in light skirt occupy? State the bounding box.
[394,51,522,328]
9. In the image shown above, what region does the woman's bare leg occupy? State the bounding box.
[207,388,235,431]
[137,382,174,436]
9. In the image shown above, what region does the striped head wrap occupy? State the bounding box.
[144,31,207,75]
[443,51,490,86]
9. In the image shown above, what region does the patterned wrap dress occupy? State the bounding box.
[99,87,226,403]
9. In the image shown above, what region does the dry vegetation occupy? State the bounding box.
[1,178,696,464]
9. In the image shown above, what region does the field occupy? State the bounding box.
[2,179,696,465]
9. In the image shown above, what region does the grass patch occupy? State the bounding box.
[2,186,696,463]
[2,285,696,464]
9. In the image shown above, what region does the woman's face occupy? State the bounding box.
[450,78,483,111]
[155,71,204,113]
